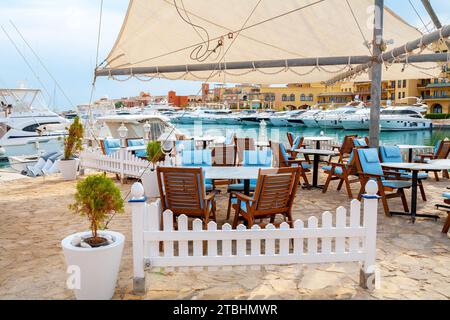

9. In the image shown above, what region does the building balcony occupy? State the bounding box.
[423,95,450,100]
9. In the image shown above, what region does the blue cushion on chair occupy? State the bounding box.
[354,138,368,147]
[357,148,384,176]
[322,165,343,175]
[243,150,272,166]
[292,136,301,150]
[182,150,212,166]
[227,181,258,192]
[301,163,312,170]
[103,139,121,155]
[127,139,145,147]
[443,192,450,199]
[382,180,412,189]
[380,146,403,163]
[434,140,442,154]
[400,172,428,180]
[280,143,290,164]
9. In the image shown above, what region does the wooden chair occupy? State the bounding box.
[415,140,450,181]
[231,167,302,228]
[226,149,273,220]
[354,148,412,216]
[99,138,121,155]
[270,141,311,188]
[211,145,236,190]
[329,134,358,164]
[322,150,360,199]
[379,145,427,201]
[437,191,450,233]
[156,167,216,225]
[234,137,255,165]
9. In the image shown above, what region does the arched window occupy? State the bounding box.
[290,94,295,101]
[282,94,287,101]
[300,94,305,101]
[308,94,314,101]
[433,104,443,114]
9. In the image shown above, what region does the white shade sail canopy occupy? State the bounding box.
[100,0,444,83]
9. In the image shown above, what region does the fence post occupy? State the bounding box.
[129,182,147,295]
[360,180,379,290]
[119,148,125,183]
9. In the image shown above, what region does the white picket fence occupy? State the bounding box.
[80,149,156,180]
[129,180,380,293]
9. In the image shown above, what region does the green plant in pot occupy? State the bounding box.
[146,140,165,170]
[69,174,124,247]
[141,140,165,198]
[59,116,84,180]
[61,173,126,299]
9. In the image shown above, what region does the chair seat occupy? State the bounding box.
[400,172,429,180]
[205,183,213,192]
[231,197,252,212]
[322,165,343,175]
[227,181,257,192]
[135,150,147,158]
[381,179,412,189]
[443,192,450,199]
[292,162,312,170]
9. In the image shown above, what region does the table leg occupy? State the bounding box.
[244,179,250,195]
[203,141,207,149]
[408,149,413,163]
[390,170,439,221]
[312,153,319,188]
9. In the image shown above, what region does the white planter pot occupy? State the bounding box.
[61,230,125,300]
[141,169,159,198]
[58,159,78,180]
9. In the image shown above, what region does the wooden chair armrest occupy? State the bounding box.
[204,192,216,201]
[232,192,254,203]
[417,153,434,158]
[329,162,346,168]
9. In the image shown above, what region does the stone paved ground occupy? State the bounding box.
[0,171,449,300]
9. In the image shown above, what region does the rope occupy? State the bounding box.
[345,0,372,55]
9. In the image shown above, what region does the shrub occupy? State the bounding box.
[69,174,124,242]
[63,117,84,160]
[425,113,450,119]
[146,140,164,165]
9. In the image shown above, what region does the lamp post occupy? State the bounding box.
[117,123,128,184]
[143,121,151,143]
[118,122,128,147]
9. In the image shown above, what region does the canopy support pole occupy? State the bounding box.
[421,0,442,28]
[369,0,384,148]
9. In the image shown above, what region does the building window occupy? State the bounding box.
[390,93,395,100]
[402,92,406,98]
[282,94,287,101]
[290,94,295,101]
[300,94,306,101]
[398,92,401,99]
[397,80,402,88]
[403,80,407,88]
[308,94,314,101]
[433,104,443,113]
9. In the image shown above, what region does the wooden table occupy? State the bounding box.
[303,136,335,150]
[396,144,434,162]
[295,148,339,189]
[382,160,450,223]
[204,166,270,195]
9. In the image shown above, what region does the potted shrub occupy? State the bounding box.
[59,116,83,180]
[141,140,165,198]
[61,174,125,300]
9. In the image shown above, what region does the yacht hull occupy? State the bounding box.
[341,119,370,130]
[380,119,432,131]
[302,119,320,128]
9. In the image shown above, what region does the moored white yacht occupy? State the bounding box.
[0,88,69,160]
[269,110,306,127]
[240,109,276,126]
[301,109,323,128]
[316,103,364,129]
[380,104,431,131]
[340,108,371,130]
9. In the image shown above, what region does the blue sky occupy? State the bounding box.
[0,0,449,111]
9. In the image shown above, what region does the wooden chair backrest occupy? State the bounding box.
[156,167,205,216]
[351,136,369,149]
[252,167,301,216]
[211,145,236,166]
[269,141,283,168]
[436,140,450,159]
[287,132,294,147]
[340,135,358,155]
[234,137,256,164]
[99,140,106,155]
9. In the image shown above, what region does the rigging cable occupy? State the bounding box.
[9,20,74,109]
[1,25,52,101]
[345,0,372,55]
